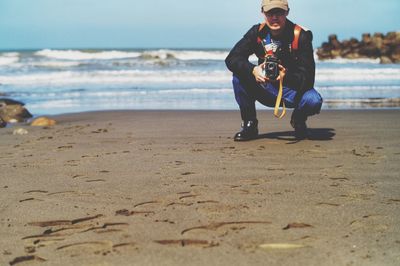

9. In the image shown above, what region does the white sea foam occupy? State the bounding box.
[2,66,399,87]
[29,99,80,109]
[26,88,236,112]
[316,67,400,81]
[169,50,257,61]
[35,49,141,60]
[156,88,232,94]
[2,52,20,57]
[168,50,228,61]
[31,61,82,68]
[34,49,231,61]
[0,53,19,66]
[316,57,381,64]
[0,70,231,85]
[318,85,400,91]
[138,49,229,61]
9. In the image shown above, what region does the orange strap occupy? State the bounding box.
[258,23,266,32]
[258,23,302,53]
[292,24,302,51]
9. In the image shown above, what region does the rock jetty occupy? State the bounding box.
[316,32,400,64]
[0,98,33,127]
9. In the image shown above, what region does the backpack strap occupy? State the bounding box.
[292,24,303,51]
[258,23,303,52]
[258,23,266,32]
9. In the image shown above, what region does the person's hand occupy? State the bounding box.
[253,63,286,83]
[276,64,286,82]
[252,62,267,83]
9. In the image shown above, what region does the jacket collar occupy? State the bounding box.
[258,19,294,43]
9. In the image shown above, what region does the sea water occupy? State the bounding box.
[0,49,399,115]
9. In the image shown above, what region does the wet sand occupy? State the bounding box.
[1,110,399,266]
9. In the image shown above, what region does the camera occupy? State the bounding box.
[264,56,280,80]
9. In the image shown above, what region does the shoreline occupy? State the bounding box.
[23,104,400,119]
[1,109,399,265]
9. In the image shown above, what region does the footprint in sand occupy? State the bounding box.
[85,179,106,183]
[155,239,217,248]
[56,241,113,256]
[19,198,43,203]
[27,214,104,228]
[56,145,73,151]
[9,255,46,265]
[115,209,154,216]
[56,241,137,256]
[181,221,271,235]
[23,214,131,255]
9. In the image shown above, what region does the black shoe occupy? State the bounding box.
[290,118,308,140]
[234,120,258,141]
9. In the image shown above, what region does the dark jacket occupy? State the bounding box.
[225,19,315,92]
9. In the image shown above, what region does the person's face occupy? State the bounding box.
[263,8,288,33]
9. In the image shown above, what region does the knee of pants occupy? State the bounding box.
[232,76,244,96]
[299,90,323,114]
[232,76,243,91]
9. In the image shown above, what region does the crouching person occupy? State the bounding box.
[225,0,323,141]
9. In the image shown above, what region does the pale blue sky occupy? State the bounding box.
[0,0,399,50]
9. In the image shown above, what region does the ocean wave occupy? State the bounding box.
[316,67,400,81]
[0,53,19,66]
[324,98,400,108]
[2,52,20,57]
[316,57,381,64]
[82,88,232,96]
[0,70,231,85]
[168,50,228,61]
[34,49,230,61]
[35,49,141,60]
[20,88,232,98]
[318,84,400,90]
[135,49,229,61]
[30,61,83,68]
[317,85,400,99]
[139,50,176,60]
[2,67,399,87]
[28,99,80,109]
[24,88,236,112]
[313,50,381,64]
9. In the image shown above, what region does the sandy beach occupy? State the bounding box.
[0,109,399,266]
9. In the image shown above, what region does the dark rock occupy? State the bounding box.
[349,38,360,49]
[328,34,342,49]
[317,31,400,63]
[0,98,33,123]
[371,34,383,49]
[362,33,371,44]
[321,42,333,50]
[380,56,393,64]
[379,45,392,57]
[391,46,400,63]
[359,44,380,58]
[340,48,352,57]
[344,53,361,60]
[0,117,6,128]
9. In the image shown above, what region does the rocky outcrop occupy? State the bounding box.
[0,98,57,129]
[316,32,400,63]
[0,98,33,127]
